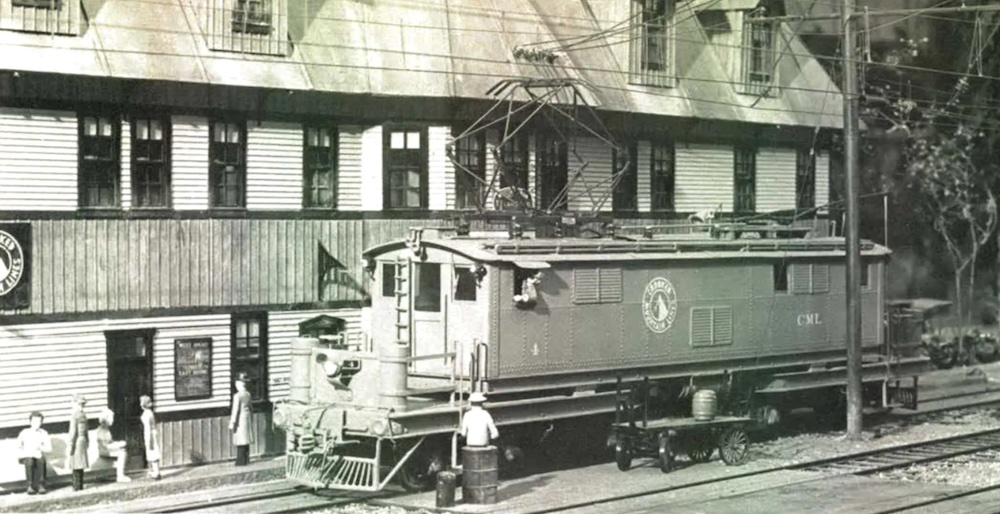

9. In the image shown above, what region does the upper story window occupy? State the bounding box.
[131,117,171,209]
[383,128,428,210]
[650,139,675,212]
[210,121,247,209]
[734,145,756,213]
[79,115,120,209]
[536,133,568,211]
[454,132,486,210]
[796,148,816,210]
[740,5,780,96]
[303,126,337,209]
[612,144,638,212]
[232,0,272,35]
[629,0,674,87]
[9,0,78,35]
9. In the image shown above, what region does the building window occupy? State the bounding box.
[231,314,268,402]
[210,121,246,209]
[303,126,337,209]
[741,9,778,95]
[12,0,61,8]
[131,117,171,209]
[734,146,756,213]
[537,133,568,211]
[232,0,272,35]
[630,0,674,86]
[612,144,638,212]
[79,115,120,209]
[650,140,675,211]
[384,128,427,210]
[454,132,486,210]
[495,133,531,210]
[796,148,816,210]
[414,263,441,313]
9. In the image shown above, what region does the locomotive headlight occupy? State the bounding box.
[371,419,388,436]
[323,361,342,378]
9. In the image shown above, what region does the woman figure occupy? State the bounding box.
[139,395,161,480]
[95,409,131,483]
[67,394,89,491]
[229,373,253,466]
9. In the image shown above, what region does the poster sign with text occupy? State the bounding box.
[174,338,213,401]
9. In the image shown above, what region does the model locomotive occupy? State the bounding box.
[273,219,930,492]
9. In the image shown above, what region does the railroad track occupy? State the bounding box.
[520,427,1000,514]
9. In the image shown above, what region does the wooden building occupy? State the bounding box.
[0,0,843,484]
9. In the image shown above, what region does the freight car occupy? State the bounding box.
[273,220,931,492]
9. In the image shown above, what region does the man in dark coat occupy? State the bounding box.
[67,394,89,491]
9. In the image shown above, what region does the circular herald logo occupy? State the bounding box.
[642,277,678,334]
[0,230,25,297]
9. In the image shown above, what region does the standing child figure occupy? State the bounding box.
[95,409,132,483]
[229,373,253,466]
[17,412,51,495]
[139,396,161,480]
[67,394,89,491]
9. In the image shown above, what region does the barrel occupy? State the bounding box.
[692,389,718,421]
[436,470,457,508]
[290,337,321,403]
[379,343,410,410]
[461,445,498,504]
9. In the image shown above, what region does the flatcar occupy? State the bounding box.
[273,220,930,492]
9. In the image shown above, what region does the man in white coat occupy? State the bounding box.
[461,392,498,447]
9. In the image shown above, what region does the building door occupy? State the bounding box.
[105,329,154,466]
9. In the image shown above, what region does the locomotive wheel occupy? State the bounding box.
[685,435,714,463]
[718,427,750,466]
[657,433,674,473]
[398,445,446,493]
[615,439,633,471]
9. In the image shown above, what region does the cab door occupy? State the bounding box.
[411,261,448,375]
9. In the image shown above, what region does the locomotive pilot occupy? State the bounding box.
[461,392,499,447]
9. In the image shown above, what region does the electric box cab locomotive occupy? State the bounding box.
[274,221,931,492]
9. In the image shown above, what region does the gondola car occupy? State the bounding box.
[274,220,931,492]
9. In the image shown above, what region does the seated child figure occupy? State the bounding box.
[95,409,132,483]
[17,412,51,495]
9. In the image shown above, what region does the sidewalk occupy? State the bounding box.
[0,456,285,513]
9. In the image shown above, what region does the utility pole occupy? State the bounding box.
[842,0,863,439]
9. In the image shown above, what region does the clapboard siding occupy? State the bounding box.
[0,108,78,210]
[172,116,210,210]
[428,126,452,211]
[337,126,364,210]
[2,219,430,316]
[361,126,383,210]
[636,140,652,212]
[817,151,830,210]
[756,147,797,213]
[121,120,133,209]
[568,136,615,213]
[267,309,362,401]
[675,143,734,212]
[247,122,303,210]
[0,0,80,35]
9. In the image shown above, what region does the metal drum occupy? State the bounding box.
[692,389,718,421]
[462,445,499,504]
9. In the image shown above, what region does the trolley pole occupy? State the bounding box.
[842,0,864,439]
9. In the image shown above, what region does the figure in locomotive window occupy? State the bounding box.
[513,271,543,307]
[95,408,132,483]
[66,394,89,491]
[140,395,162,480]
[460,392,499,447]
[229,372,254,466]
[17,411,51,495]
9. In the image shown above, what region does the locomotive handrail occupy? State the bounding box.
[407,351,457,362]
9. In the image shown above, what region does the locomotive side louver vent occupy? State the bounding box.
[690,306,734,347]
[791,264,831,294]
[573,267,623,304]
[811,264,830,293]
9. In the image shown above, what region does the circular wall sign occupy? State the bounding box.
[0,230,25,297]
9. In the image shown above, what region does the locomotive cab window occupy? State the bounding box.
[381,263,397,297]
[414,263,441,312]
[455,267,477,302]
[861,262,870,289]
[773,262,789,292]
